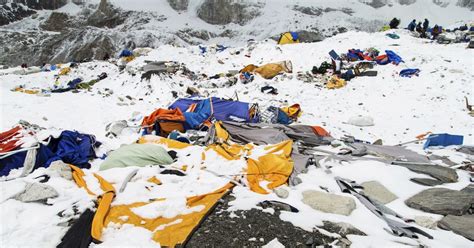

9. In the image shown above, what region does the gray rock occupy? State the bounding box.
[410,178,443,186]
[292,6,322,16]
[320,221,366,237]
[167,0,189,11]
[295,30,325,43]
[197,0,263,25]
[0,3,36,26]
[413,216,438,229]
[438,215,474,241]
[394,162,458,183]
[461,184,474,195]
[40,12,70,32]
[273,187,289,199]
[302,190,356,216]
[405,188,474,216]
[361,181,398,204]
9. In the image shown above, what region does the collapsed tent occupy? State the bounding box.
[167,97,259,130]
[278,32,300,45]
[240,61,293,79]
[62,135,296,246]
[0,125,100,177]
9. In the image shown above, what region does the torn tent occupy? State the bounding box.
[240,61,293,79]
[376,50,404,65]
[69,136,295,246]
[0,127,100,177]
[168,97,259,130]
[205,121,332,147]
[99,143,174,171]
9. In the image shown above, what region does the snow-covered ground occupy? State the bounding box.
[1,29,473,247]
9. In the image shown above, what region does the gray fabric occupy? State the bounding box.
[348,143,431,163]
[14,183,59,203]
[335,177,433,239]
[220,121,290,145]
[220,121,333,146]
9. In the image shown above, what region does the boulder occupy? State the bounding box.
[413,216,438,229]
[395,163,458,183]
[197,0,263,25]
[319,221,366,237]
[273,187,289,199]
[302,190,356,216]
[361,181,397,204]
[405,188,474,216]
[410,178,443,186]
[40,12,70,32]
[438,215,474,241]
[167,0,189,11]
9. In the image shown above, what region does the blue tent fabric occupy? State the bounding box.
[169,97,256,129]
[386,33,400,39]
[277,109,292,125]
[329,50,340,61]
[400,68,420,78]
[119,50,133,57]
[385,50,404,65]
[0,131,100,177]
[423,133,464,149]
[0,144,55,177]
[290,32,299,41]
[45,131,100,167]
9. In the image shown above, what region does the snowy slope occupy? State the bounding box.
[0,29,473,247]
[0,0,472,66]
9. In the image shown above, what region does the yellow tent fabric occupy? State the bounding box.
[59,67,71,76]
[278,32,300,45]
[247,154,293,194]
[240,64,259,73]
[207,143,254,160]
[380,25,390,31]
[327,76,346,89]
[69,165,116,242]
[246,140,293,194]
[214,121,230,143]
[281,104,302,119]
[104,183,233,247]
[91,174,116,242]
[138,135,191,149]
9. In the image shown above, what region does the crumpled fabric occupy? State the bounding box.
[14,182,59,203]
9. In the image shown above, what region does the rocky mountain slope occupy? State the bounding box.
[0,0,472,66]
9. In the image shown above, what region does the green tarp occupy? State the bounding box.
[100,144,173,171]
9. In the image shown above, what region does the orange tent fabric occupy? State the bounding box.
[141,108,186,134]
[104,183,233,247]
[312,126,330,137]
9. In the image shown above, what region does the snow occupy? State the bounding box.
[0,28,473,247]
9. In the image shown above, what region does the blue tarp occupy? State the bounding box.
[400,68,420,77]
[385,50,404,65]
[119,49,133,57]
[423,133,464,149]
[169,97,256,129]
[0,131,100,177]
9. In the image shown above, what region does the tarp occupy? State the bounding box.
[400,68,420,77]
[104,183,233,246]
[423,133,463,149]
[99,144,174,170]
[0,130,100,177]
[385,50,404,65]
[169,97,257,129]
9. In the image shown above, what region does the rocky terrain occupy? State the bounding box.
[0,0,472,67]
